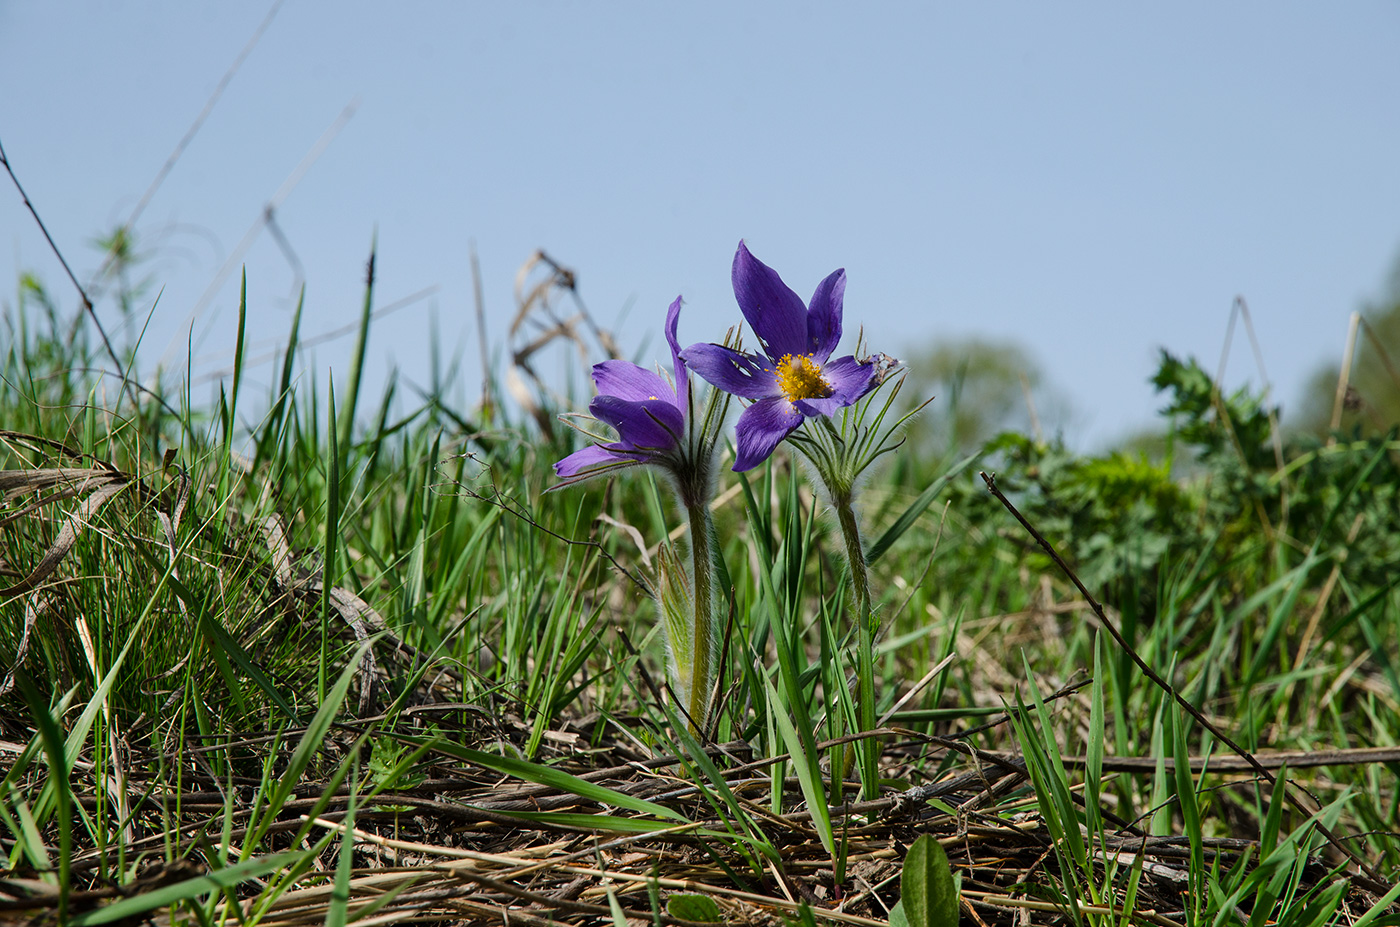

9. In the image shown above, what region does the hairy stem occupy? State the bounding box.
[833,490,879,797]
[684,498,717,733]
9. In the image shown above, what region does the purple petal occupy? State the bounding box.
[822,355,878,403]
[732,396,803,471]
[554,443,633,478]
[680,342,779,400]
[664,295,688,412]
[590,395,683,451]
[591,360,676,405]
[731,241,808,361]
[805,268,846,360]
[793,395,852,417]
[791,357,877,417]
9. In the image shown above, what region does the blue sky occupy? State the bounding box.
[3,3,1398,446]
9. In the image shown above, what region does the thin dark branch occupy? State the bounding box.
[4,367,182,425]
[978,469,1389,892]
[84,0,285,298]
[0,137,135,410]
[123,0,285,236]
[951,677,1092,740]
[163,99,358,369]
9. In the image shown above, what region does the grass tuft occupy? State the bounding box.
[1,262,1397,926]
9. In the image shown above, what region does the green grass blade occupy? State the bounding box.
[245,635,376,856]
[230,267,247,438]
[1351,880,1400,927]
[338,238,377,457]
[15,674,71,918]
[866,452,977,564]
[425,741,688,823]
[68,851,304,926]
[762,674,834,859]
[325,781,357,927]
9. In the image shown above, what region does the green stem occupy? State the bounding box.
[834,491,879,797]
[685,498,717,733]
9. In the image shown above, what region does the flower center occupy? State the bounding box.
[774,354,832,402]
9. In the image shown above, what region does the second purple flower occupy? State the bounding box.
[552,296,689,486]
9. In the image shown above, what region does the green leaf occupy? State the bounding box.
[1351,880,1400,927]
[15,674,71,919]
[339,237,377,456]
[325,786,356,927]
[667,893,723,923]
[605,888,628,927]
[196,604,302,723]
[1085,633,1105,832]
[1259,763,1286,858]
[664,706,780,864]
[887,899,910,927]
[900,833,959,927]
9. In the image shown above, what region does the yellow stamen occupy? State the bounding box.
[774,354,832,402]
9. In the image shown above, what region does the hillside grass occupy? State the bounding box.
[1,262,1398,926]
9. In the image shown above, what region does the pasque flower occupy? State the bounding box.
[680,242,878,471]
[553,296,692,487]
[552,295,728,732]
[682,241,915,798]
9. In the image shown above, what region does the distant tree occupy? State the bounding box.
[899,336,1071,457]
[1296,251,1400,435]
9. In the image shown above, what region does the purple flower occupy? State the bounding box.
[680,242,877,471]
[553,296,691,485]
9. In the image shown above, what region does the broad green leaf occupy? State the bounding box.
[900,834,959,927]
[667,893,723,923]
